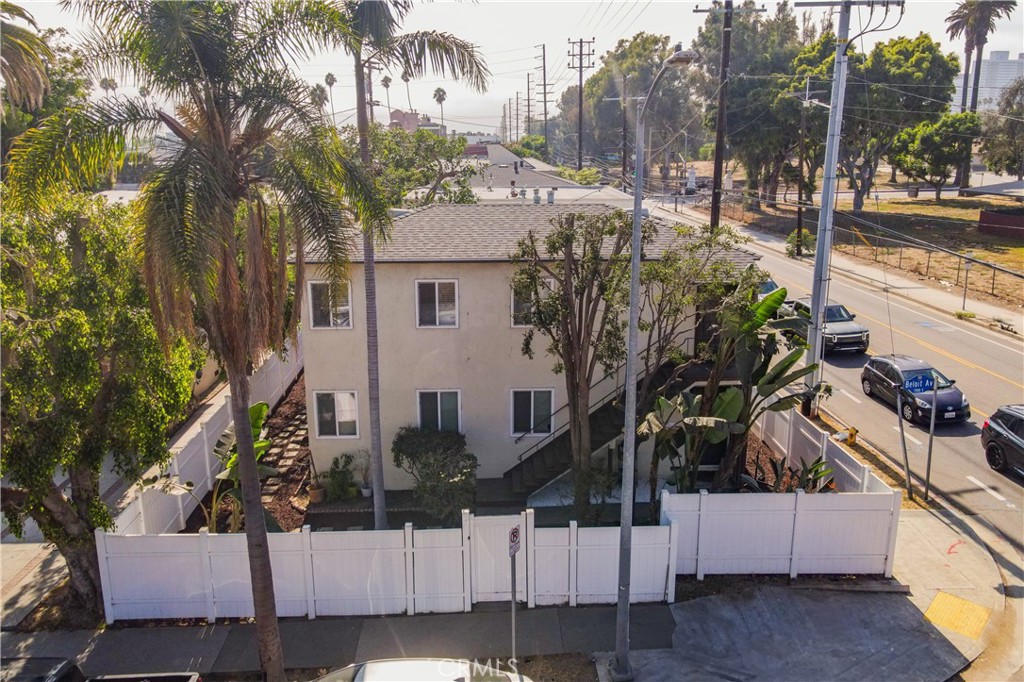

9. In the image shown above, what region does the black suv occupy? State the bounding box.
[861,355,970,424]
[782,298,869,353]
[981,405,1024,474]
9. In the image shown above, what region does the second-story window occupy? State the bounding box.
[309,281,351,329]
[511,277,555,327]
[417,280,458,327]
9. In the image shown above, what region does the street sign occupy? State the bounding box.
[903,374,934,393]
[509,525,520,557]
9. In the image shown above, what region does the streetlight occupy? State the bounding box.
[613,43,697,682]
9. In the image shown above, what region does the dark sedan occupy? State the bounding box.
[861,355,970,424]
[981,405,1024,474]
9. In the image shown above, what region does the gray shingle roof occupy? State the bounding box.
[303,203,759,267]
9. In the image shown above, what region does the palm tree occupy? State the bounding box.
[324,72,337,124]
[1,1,53,112]
[324,0,489,530]
[402,69,413,111]
[311,83,329,113]
[955,0,1017,188]
[99,77,118,96]
[381,75,392,114]
[945,1,976,114]
[6,3,385,680]
[433,86,447,130]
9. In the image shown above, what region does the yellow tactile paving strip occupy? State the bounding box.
[923,591,991,640]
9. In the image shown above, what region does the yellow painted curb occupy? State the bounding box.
[924,591,991,640]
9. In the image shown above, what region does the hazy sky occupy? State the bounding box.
[24,1,1024,134]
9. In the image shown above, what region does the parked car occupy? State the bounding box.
[757,278,781,301]
[779,297,869,353]
[315,658,533,682]
[1,659,200,682]
[860,355,970,424]
[981,405,1024,474]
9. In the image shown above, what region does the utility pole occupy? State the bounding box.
[515,91,520,142]
[508,97,513,142]
[569,37,595,171]
[526,73,532,137]
[502,103,508,143]
[365,61,380,124]
[695,1,764,228]
[537,44,550,158]
[796,0,903,416]
[621,77,629,180]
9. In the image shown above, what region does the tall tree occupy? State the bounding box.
[512,210,636,522]
[1,194,197,618]
[324,0,488,530]
[311,83,330,112]
[6,3,386,679]
[892,112,981,199]
[433,86,446,129]
[0,1,53,112]
[381,74,392,112]
[965,0,1016,113]
[402,69,412,111]
[98,76,117,96]
[980,77,1024,180]
[945,1,976,114]
[324,71,337,124]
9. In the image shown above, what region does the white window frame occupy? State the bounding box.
[416,389,463,432]
[415,279,460,328]
[511,277,556,328]
[313,390,359,439]
[509,388,555,437]
[308,280,353,329]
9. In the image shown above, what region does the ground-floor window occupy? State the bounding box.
[511,388,553,436]
[314,390,358,437]
[418,389,461,432]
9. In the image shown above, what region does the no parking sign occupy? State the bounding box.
[509,525,520,557]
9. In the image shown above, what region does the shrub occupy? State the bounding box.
[322,454,357,502]
[698,143,715,161]
[392,427,478,524]
[954,310,976,320]
[556,165,601,185]
[785,228,815,258]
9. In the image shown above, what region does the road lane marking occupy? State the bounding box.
[893,427,922,445]
[840,389,862,403]
[967,475,1007,502]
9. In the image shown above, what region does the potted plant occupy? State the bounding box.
[307,452,326,504]
[354,449,373,498]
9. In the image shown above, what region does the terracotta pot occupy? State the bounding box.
[308,483,326,504]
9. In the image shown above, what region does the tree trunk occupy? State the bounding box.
[228,373,286,682]
[935,184,943,201]
[960,48,972,113]
[960,44,986,190]
[353,48,388,530]
[58,540,104,616]
[569,380,593,523]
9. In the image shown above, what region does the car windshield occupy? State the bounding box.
[759,280,779,295]
[902,369,954,393]
[825,305,854,322]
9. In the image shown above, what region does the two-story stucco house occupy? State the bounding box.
[300,201,757,501]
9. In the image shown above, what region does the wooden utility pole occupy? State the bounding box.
[526,73,532,137]
[537,44,551,158]
[695,1,764,228]
[568,37,595,171]
[515,91,520,142]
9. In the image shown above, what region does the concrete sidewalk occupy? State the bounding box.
[2,509,1018,681]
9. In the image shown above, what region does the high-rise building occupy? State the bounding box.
[953,51,1024,111]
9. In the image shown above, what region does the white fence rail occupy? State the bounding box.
[114,340,304,535]
[96,510,677,623]
[661,408,901,578]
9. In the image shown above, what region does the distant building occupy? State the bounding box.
[388,109,446,138]
[953,51,1024,111]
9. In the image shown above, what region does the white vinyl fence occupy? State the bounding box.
[114,339,304,535]
[96,510,678,623]
[660,408,900,578]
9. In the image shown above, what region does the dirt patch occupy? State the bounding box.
[517,653,597,682]
[14,579,105,632]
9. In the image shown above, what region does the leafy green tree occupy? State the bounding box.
[556,165,601,185]
[2,28,90,171]
[1,193,197,616]
[690,3,803,206]
[980,77,1024,180]
[343,123,477,206]
[795,32,959,210]
[0,2,52,112]
[512,210,637,521]
[392,427,477,524]
[6,3,387,678]
[892,112,981,199]
[323,0,489,530]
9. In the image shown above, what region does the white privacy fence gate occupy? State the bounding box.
[96,510,678,623]
[114,339,304,536]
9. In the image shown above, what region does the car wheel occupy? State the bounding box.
[901,402,915,423]
[985,443,1007,471]
[862,379,872,396]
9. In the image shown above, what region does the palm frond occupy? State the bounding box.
[241,0,350,66]
[383,31,490,93]
[1,3,53,111]
[6,97,161,212]
[351,0,402,52]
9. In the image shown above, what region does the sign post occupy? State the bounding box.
[509,525,521,665]
[925,379,938,501]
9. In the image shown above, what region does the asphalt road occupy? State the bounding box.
[749,244,1024,560]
